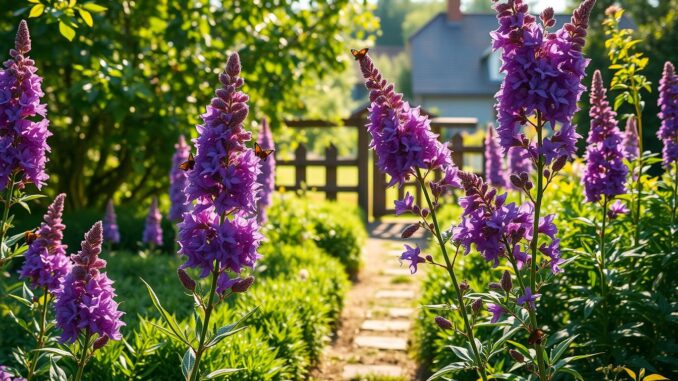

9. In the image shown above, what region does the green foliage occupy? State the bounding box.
[401,0,445,43]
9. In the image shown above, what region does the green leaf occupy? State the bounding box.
[34,348,74,359]
[58,21,76,41]
[448,345,472,362]
[205,307,257,348]
[81,2,107,12]
[181,348,196,380]
[141,278,190,346]
[28,4,45,18]
[77,9,93,27]
[203,368,243,379]
[426,361,467,381]
[550,335,578,364]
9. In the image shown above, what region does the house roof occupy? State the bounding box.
[410,13,633,96]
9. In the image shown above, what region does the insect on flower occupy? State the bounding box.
[528,328,546,345]
[350,48,369,60]
[254,142,274,161]
[25,230,40,244]
[178,152,195,171]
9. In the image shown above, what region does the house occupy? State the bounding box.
[409,0,617,127]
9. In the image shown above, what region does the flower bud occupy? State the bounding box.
[421,208,430,218]
[552,155,568,172]
[509,349,525,362]
[525,180,534,190]
[501,270,513,292]
[93,335,109,351]
[459,280,470,293]
[434,316,453,330]
[519,172,529,183]
[401,223,420,239]
[232,276,255,293]
[412,205,421,215]
[471,298,483,314]
[510,174,523,188]
[489,282,502,290]
[543,169,551,178]
[425,255,433,263]
[177,268,196,291]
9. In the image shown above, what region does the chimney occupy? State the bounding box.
[447,0,462,21]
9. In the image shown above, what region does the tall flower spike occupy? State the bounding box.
[356,52,454,187]
[186,53,261,215]
[143,196,163,246]
[256,118,276,224]
[19,193,70,293]
[622,116,639,161]
[103,199,120,244]
[169,135,192,222]
[485,124,507,187]
[54,221,124,345]
[0,20,51,190]
[658,61,678,167]
[583,70,627,202]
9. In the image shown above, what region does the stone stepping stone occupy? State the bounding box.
[388,307,415,318]
[383,268,411,276]
[355,335,408,351]
[375,289,415,299]
[342,364,403,379]
[360,319,411,331]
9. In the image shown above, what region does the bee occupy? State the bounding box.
[254,142,274,161]
[528,328,546,345]
[25,231,40,244]
[179,152,195,171]
[350,48,369,60]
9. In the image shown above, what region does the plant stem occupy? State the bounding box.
[672,163,678,227]
[599,197,609,299]
[0,173,17,260]
[189,263,219,381]
[416,169,488,381]
[74,332,91,381]
[27,288,50,380]
[631,83,644,247]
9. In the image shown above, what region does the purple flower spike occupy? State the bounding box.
[19,193,70,293]
[256,118,276,224]
[54,221,125,345]
[400,244,425,274]
[485,124,507,187]
[169,135,192,222]
[658,61,678,167]
[142,196,163,246]
[491,0,593,163]
[356,52,455,187]
[622,116,639,161]
[487,303,506,323]
[0,20,51,190]
[103,199,120,244]
[517,287,541,310]
[608,199,629,220]
[185,53,261,215]
[583,70,627,203]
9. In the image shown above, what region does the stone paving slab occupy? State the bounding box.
[383,268,412,276]
[388,307,415,318]
[342,364,404,379]
[355,336,408,351]
[375,289,415,299]
[360,319,411,331]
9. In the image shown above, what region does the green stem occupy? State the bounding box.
[672,163,678,227]
[416,169,488,381]
[74,332,91,381]
[189,263,219,381]
[631,84,644,246]
[0,173,17,260]
[27,288,50,381]
[599,197,609,299]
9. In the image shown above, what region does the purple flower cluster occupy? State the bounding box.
[622,116,639,161]
[142,196,163,246]
[491,0,594,163]
[103,199,120,244]
[54,222,124,345]
[608,199,629,220]
[0,20,51,191]
[658,61,678,167]
[583,70,627,203]
[485,125,507,187]
[178,53,262,296]
[19,194,70,293]
[400,244,425,274]
[185,54,261,215]
[0,366,25,381]
[256,118,276,224]
[357,53,452,186]
[169,135,192,222]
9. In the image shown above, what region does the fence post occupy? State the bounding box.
[325,144,338,200]
[451,134,464,169]
[294,144,307,190]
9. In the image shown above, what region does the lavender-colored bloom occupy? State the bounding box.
[54,222,124,345]
[453,172,534,266]
[103,199,120,244]
[19,193,70,293]
[583,70,627,203]
[142,197,163,246]
[622,116,639,161]
[608,199,629,220]
[0,366,25,381]
[0,20,51,191]
[169,135,191,222]
[185,53,261,215]
[256,118,276,224]
[517,287,541,309]
[658,61,678,167]
[485,124,507,187]
[394,192,414,215]
[491,0,594,164]
[400,244,425,274]
[487,303,506,323]
[356,53,454,187]
[538,214,557,239]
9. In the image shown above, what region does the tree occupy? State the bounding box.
[0,0,377,210]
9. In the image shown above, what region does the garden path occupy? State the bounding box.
[312,221,429,381]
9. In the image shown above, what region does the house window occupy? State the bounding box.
[488,49,504,82]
